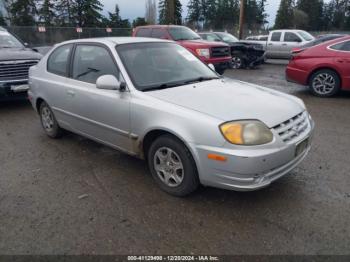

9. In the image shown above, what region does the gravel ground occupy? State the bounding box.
[0,62,349,255]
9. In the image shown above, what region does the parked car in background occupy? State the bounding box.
[28,37,314,196]
[286,36,350,97]
[199,32,265,69]
[246,35,268,41]
[0,27,42,101]
[291,34,345,55]
[132,25,231,74]
[246,30,315,59]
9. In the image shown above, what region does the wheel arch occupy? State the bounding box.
[141,128,198,165]
[307,67,342,87]
[35,97,45,113]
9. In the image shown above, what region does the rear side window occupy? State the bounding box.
[330,41,350,51]
[72,45,119,84]
[151,29,167,39]
[136,28,151,37]
[271,32,282,42]
[47,44,72,76]
[284,32,301,42]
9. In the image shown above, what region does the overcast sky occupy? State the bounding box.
[101,0,279,26]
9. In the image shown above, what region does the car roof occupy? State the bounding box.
[0,27,7,31]
[135,25,185,30]
[57,37,171,46]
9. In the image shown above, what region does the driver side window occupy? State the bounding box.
[72,44,119,84]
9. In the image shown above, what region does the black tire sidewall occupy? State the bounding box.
[309,69,340,97]
[39,101,62,138]
[147,135,199,197]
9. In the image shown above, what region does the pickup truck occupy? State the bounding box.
[132,25,232,74]
[245,30,315,59]
[0,27,42,101]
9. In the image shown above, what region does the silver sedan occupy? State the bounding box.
[28,37,314,196]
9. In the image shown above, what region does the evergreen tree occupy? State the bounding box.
[38,0,55,26]
[108,4,130,28]
[55,0,74,26]
[132,17,148,27]
[8,0,37,26]
[274,0,295,29]
[159,0,182,25]
[0,14,6,26]
[187,0,202,28]
[296,0,324,30]
[73,0,103,27]
[203,0,218,28]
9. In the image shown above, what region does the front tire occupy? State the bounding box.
[231,54,246,69]
[309,69,341,97]
[39,101,64,138]
[147,135,199,197]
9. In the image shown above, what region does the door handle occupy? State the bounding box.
[268,43,273,46]
[282,44,287,46]
[336,59,345,63]
[67,90,75,97]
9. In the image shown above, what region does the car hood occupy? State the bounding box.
[0,48,43,61]
[147,79,304,128]
[178,40,228,47]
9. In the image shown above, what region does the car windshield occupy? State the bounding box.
[168,27,201,41]
[202,33,222,42]
[297,31,314,41]
[0,31,24,48]
[116,42,219,92]
[216,33,238,43]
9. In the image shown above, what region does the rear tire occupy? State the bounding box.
[39,101,64,138]
[147,135,199,197]
[309,69,340,97]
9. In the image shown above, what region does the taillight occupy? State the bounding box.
[292,48,305,54]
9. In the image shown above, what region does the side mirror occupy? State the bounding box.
[96,75,126,91]
[208,63,215,71]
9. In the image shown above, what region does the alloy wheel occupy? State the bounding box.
[232,57,242,69]
[312,73,336,95]
[153,147,184,187]
[41,106,54,132]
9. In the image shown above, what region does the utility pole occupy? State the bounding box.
[239,0,245,39]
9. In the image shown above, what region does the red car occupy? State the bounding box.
[286,36,350,97]
[132,25,232,75]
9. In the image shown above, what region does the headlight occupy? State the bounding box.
[196,48,210,59]
[220,120,273,145]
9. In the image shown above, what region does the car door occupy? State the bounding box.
[267,32,283,58]
[44,44,74,128]
[331,40,350,87]
[281,32,303,58]
[64,43,132,152]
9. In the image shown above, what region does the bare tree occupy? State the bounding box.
[145,0,157,24]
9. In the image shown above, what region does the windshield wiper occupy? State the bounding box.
[77,67,100,78]
[143,82,185,92]
[184,76,219,84]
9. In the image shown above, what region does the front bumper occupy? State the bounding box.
[190,117,315,191]
[0,81,29,101]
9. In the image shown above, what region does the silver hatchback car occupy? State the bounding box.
[28,37,314,196]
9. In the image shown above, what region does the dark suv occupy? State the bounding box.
[0,27,42,101]
[199,32,265,69]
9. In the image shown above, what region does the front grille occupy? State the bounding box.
[211,46,230,58]
[0,60,38,83]
[273,111,309,143]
